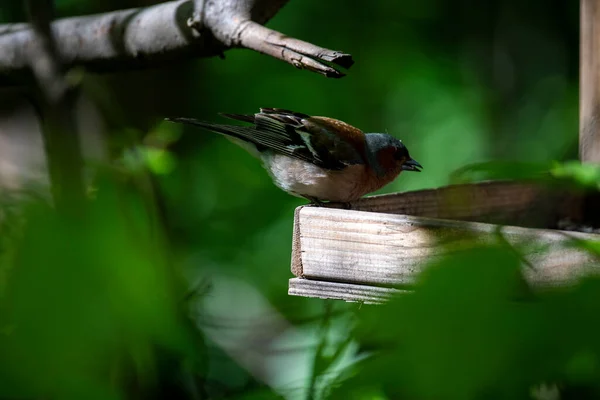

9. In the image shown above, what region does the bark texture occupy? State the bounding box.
[0,0,353,82]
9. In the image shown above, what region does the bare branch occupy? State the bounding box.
[189,0,205,31]
[26,0,69,102]
[234,21,353,78]
[0,0,353,82]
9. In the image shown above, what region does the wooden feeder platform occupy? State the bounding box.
[288,181,600,303]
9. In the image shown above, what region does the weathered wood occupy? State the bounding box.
[580,0,600,162]
[324,181,579,229]
[291,206,303,277]
[288,278,401,304]
[291,207,599,288]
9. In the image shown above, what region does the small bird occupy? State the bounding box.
[165,108,422,204]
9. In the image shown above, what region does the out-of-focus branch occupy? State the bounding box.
[0,0,353,82]
[26,0,85,213]
[189,0,205,31]
[26,0,68,102]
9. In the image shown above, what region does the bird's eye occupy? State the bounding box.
[394,148,408,160]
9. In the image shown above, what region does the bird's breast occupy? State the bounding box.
[260,153,399,202]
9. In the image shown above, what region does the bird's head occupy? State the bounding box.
[364,133,422,178]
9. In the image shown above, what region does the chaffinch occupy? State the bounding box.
[166,108,422,204]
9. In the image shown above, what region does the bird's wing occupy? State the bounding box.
[220,108,366,170]
[166,114,321,166]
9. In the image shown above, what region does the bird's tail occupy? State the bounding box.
[165,117,265,157]
[165,117,255,142]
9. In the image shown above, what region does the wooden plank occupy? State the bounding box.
[291,206,303,277]
[291,207,600,288]
[580,0,600,162]
[323,181,579,229]
[288,278,401,304]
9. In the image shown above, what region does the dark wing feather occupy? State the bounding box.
[168,109,365,170]
[165,117,316,164]
[260,108,311,120]
[219,113,255,124]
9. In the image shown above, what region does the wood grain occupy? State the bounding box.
[580,0,600,162]
[288,278,401,304]
[324,181,579,229]
[290,206,303,277]
[292,207,600,288]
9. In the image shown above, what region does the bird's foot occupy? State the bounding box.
[305,196,325,207]
[303,197,352,209]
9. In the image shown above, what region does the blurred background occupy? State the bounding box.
[0,0,595,399]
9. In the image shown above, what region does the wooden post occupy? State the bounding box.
[580,0,600,162]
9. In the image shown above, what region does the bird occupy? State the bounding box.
[165,108,422,204]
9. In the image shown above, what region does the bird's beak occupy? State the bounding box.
[402,159,422,172]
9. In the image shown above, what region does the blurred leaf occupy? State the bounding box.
[0,178,203,399]
[565,351,599,385]
[450,160,552,184]
[550,161,600,189]
[144,148,177,175]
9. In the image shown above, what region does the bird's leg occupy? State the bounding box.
[304,196,325,206]
[341,202,352,210]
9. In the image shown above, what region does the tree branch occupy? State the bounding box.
[26,0,68,102]
[0,0,353,82]
[189,0,205,31]
[234,21,354,77]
